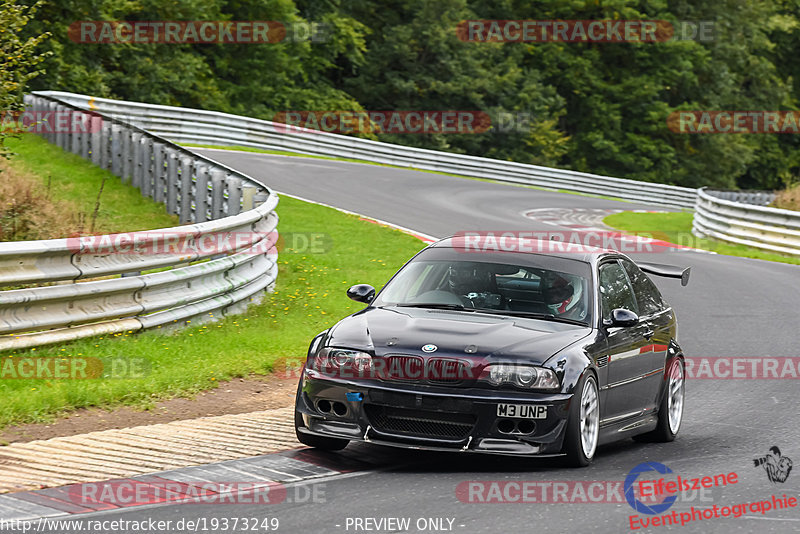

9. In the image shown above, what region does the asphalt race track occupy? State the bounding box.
[41,150,800,533]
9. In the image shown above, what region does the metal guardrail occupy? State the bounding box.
[36,91,699,209]
[702,190,776,206]
[692,188,800,257]
[0,94,280,351]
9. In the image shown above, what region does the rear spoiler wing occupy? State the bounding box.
[637,262,691,286]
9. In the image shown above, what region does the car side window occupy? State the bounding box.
[619,258,666,317]
[598,261,638,321]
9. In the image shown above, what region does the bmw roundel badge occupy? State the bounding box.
[422,344,438,353]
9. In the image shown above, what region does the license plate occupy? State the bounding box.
[496,404,547,419]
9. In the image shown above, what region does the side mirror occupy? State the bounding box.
[604,308,639,328]
[347,284,375,304]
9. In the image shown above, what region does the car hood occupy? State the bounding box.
[327,306,592,365]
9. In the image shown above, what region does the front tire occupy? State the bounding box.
[564,373,600,467]
[294,409,350,451]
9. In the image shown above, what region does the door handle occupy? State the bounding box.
[643,329,654,340]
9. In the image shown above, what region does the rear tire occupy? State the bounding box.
[650,358,684,442]
[564,373,600,467]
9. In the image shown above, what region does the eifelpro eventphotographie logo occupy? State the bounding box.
[754,446,793,483]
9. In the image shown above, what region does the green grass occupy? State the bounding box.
[0,195,426,429]
[5,134,179,233]
[603,211,800,265]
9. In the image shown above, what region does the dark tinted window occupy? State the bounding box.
[598,261,638,321]
[620,258,666,316]
[372,248,593,324]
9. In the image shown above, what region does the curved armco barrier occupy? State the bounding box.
[693,188,800,257]
[35,91,698,209]
[0,94,279,351]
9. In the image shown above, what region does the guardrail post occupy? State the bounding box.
[121,127,132,182]
[194,164,210,222]
[71,111,84,155]
[61,105,71,151]
[53,103,65,149]
[90,116,102,166]
[45,100,57,144]
[152,142,165,203]
[131,132,143,189]
[81,114,91,159]
[23,95,36,136]
[226,177,243,216]
[241,186,257,211]
[179,157,194,223]
[38,99,48,142]
[140,137,153,198]
[165,148,179,215]
[210,169,225,220]
[110,123,122,177]
[100,120,112,170]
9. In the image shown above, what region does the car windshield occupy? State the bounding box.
[373,251,593,325]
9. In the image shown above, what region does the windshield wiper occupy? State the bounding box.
[394,303,475,311]
[471,309,588,326]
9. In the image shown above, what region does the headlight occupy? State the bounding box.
[312,348,373,378]
[479,364,560,390]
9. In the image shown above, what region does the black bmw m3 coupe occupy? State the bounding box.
[294,236,690,466]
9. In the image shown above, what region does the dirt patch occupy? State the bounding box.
[0,156,86,241]
[0,374,297,445]
[772,182,800,211]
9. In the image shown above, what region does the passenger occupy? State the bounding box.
[541,272,584,319]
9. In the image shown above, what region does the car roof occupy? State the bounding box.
[429,235,624,265]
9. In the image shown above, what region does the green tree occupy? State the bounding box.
[24,0,367,117]
[328,0,568,165]
[0,0,50,158]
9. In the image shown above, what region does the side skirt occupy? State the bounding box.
[597,413,658,446]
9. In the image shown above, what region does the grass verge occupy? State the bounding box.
[603,211,800,265]
[0,195,426,429]
[3,134,178,234]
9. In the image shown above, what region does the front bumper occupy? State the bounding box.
[297,370,573,456]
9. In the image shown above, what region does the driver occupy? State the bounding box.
[447,263,493,294]
[541,272,584,318]
[447,264,477,295]
[446,264,499,307]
